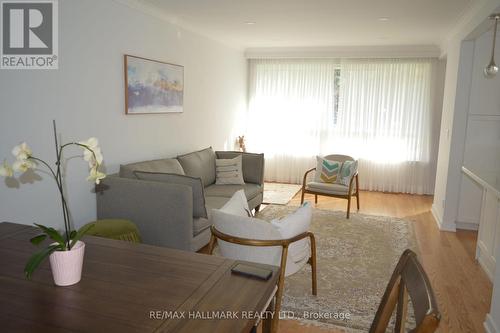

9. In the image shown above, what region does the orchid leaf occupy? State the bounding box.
[29,234,47,246]
[34,223,66,248]
[24,244,61,280]
[69,223,95,249]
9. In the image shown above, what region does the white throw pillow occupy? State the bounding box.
[219,189,250,217]
[216,155,245,185]
[271,202,312,263]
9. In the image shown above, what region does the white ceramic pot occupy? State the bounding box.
[49,241,85,286]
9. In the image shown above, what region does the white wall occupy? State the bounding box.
[432,0,500,231]
[0,0,247,229]
[432,40,474,231]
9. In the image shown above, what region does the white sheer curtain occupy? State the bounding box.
[246,59,337,183]
[247,58,437,194]
[334,59,434,194]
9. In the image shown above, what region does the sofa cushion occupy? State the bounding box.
[205,196,230,211]
[215,155,244,185]
[120,158,184,179]
[204,183,262,200]
[177,147,216,187]
[193,217,211,236]
[134,171,207,219]
[216,151,264,184]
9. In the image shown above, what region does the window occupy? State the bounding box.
[246,58,437,194]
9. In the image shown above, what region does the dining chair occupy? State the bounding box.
[369,249,440,333]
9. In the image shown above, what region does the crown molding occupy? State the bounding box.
[245,45,442,59]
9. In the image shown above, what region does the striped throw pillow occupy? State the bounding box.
[314,156,341,184]
[216,155,245,185]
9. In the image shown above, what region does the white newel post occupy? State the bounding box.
[485,244,500,333]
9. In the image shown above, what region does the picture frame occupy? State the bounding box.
[124,54,184,115]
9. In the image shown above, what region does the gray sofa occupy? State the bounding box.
[96,147,264,252]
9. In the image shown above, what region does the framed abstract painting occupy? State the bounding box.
[124,55,184,114]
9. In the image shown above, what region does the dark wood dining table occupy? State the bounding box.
[0,222,279,332]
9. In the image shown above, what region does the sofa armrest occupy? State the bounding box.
[215,151,265,185]
[96,175,193,251]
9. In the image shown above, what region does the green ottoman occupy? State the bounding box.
[85,219,141,243]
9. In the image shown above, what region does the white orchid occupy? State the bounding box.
[87,167,106,185]
[3,121,107,280]
[12,142,32,161]
[90,146,104,166]
[12,159,37,173]
[79,137,103,166]
[0,160,13,177]
[79,137,98,148]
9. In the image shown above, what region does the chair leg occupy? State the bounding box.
[315,194,318,204]
[271,247,289,333]
[308,234,317,296]
[356,174,360,210]
[347,196,351,219]
[300,189,305,204]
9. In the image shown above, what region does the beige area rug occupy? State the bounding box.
[263,182,303,205]
[256,205,418,332]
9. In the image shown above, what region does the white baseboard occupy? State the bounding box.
[477,241,495,282]
[455,221,479,231]
[431,204,456,232]
[484,314,499,333]
[430,204,442,227]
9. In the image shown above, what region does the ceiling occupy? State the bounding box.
[137,0,482,48]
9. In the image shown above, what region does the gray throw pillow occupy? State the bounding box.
[120,158,185,179]
[134,171,208,219]
[177,147,216,187]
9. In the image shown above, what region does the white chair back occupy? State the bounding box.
[212,210,283,267]
[324,154,354,163]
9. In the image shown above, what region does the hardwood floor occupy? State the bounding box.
[272,191,493,333]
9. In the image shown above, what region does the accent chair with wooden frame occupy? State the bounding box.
[301,154,360,218]
[369,249,440,333]
[208,226,317,333]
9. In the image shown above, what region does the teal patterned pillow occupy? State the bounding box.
[338,160,358,186]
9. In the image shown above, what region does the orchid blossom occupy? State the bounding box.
[0,160,13,177]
